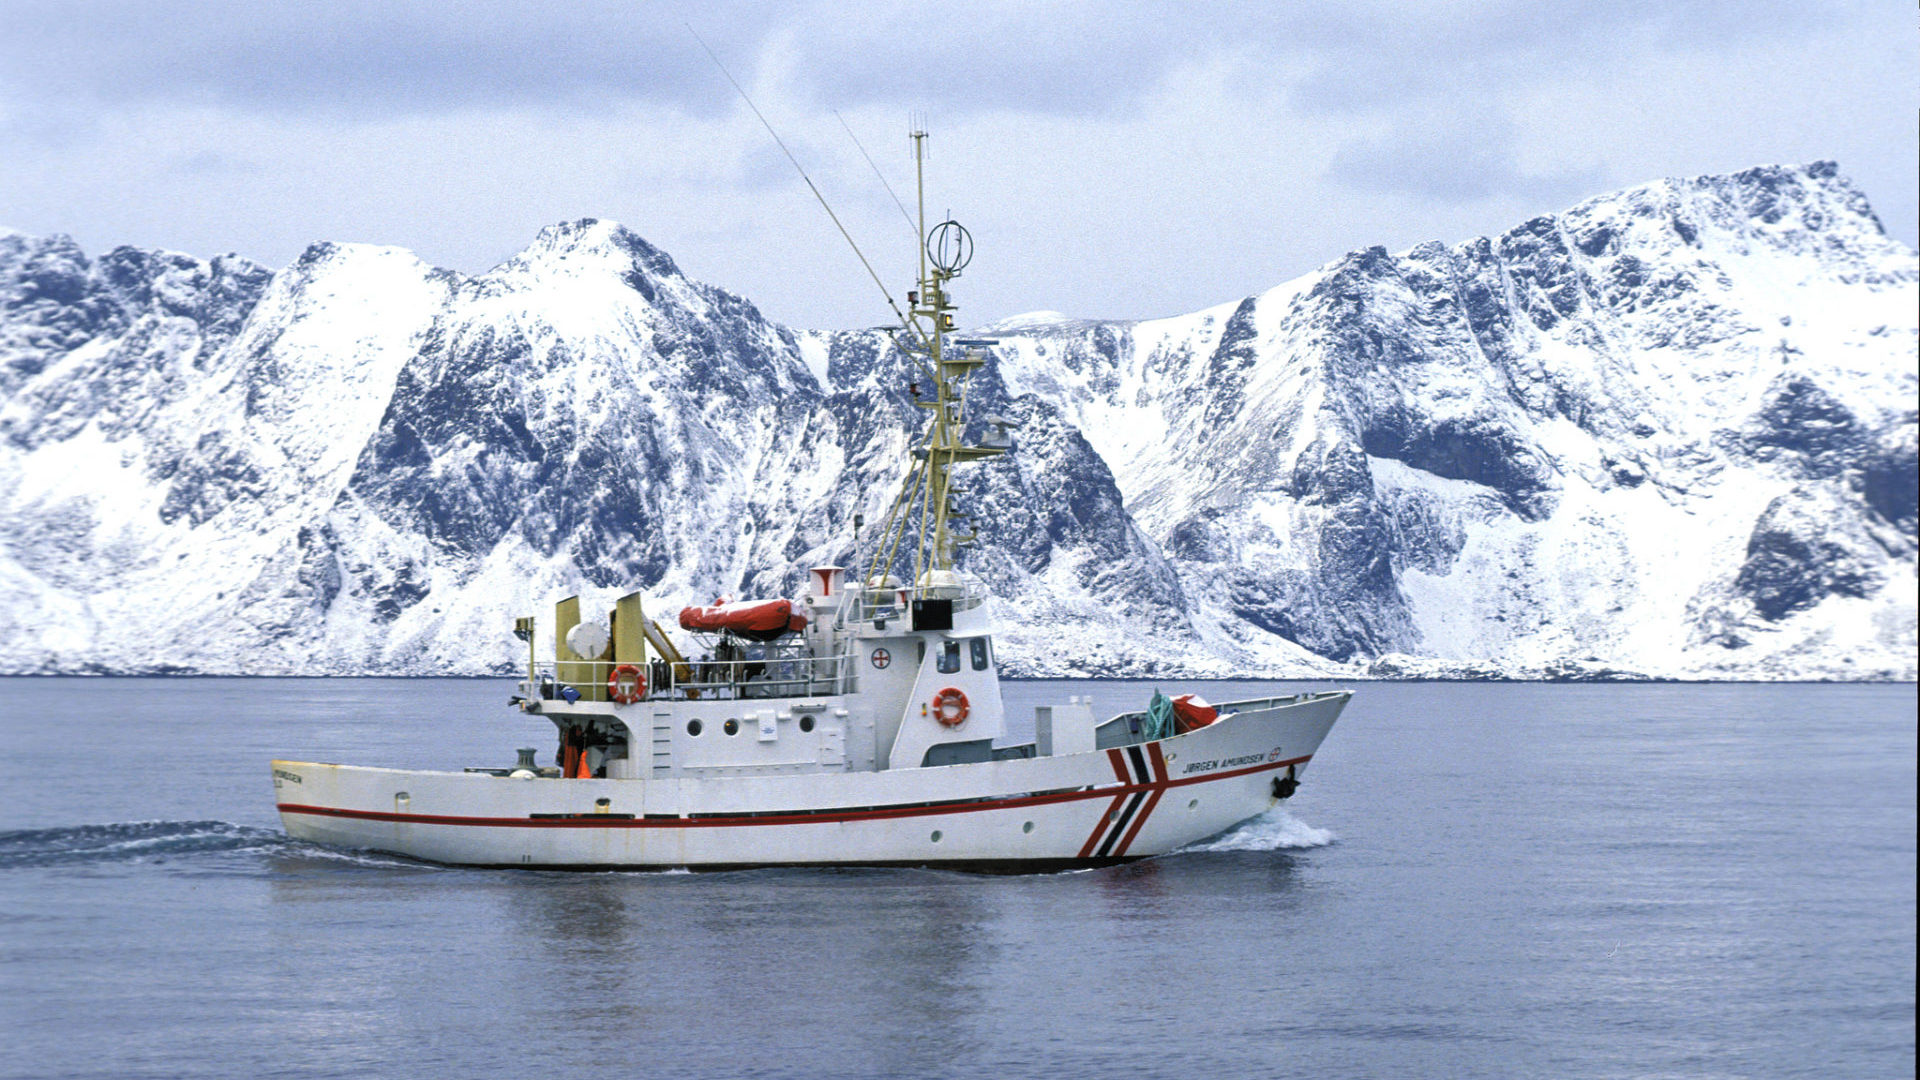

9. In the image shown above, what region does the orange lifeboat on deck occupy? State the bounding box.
[678,598,808,641]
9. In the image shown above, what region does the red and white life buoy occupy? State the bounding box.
[932,686,969,727]
[607,664,647,704]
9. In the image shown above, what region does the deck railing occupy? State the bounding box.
[530,651,857,704]
[842,578,989,624]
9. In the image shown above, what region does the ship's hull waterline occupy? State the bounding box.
[274,692,1346,870]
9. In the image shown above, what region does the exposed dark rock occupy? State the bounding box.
[1735,374,1866,475]
[1855,423,1919,538]
[1735,486,1882,620]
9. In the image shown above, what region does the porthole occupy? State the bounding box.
[687,719,703,736]
[799,715,815,733]
[1021,821,1034,834]
[930,830,943,843]
[1188,798,1199,810]
[724,718,739,736]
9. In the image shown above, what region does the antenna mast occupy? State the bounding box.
[686,25,915,334]
[865,128,1008,590]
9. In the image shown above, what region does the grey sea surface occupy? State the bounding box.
[0,678,1912,1080]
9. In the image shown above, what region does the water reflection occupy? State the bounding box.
[840,872,997,1068]
[453,866,1006,1074]
[511,873,654,1027]
[1092,850,1312,923]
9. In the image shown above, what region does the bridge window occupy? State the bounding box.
[937,640,961,674]
[970,637,990,671]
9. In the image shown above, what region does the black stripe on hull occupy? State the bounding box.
[1092,789,1149,858]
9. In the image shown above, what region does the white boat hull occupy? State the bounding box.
[274,691,1347,870]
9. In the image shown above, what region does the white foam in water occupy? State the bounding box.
[277,839,427,870]
[1180,808,1336,853]
[0,820,426,870]
[0,820,265,866]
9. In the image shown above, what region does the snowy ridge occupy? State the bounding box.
[0,165,1913,679]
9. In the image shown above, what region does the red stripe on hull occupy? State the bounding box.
[278,754,1311,831]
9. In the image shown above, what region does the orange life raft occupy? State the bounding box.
[677,598,808,642]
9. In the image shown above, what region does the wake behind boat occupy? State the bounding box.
[272,130,1349,870]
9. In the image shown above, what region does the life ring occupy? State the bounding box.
[607,664,647,704]
[932,686,969,727]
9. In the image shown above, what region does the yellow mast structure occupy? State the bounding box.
[866,129,1007,592]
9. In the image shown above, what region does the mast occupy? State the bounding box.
[866,128,1008,592]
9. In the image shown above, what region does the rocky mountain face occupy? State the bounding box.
[1,162,1913,678]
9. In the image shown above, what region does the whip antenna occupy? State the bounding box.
[834,110,918,239]
[686,25,914,334]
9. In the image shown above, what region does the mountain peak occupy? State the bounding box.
[1559,160,1903,260]
[496,218,686,284]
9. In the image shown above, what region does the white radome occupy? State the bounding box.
[563,622,610,660]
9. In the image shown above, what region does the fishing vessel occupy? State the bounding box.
[271,130,1349,870]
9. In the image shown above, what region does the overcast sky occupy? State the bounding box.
[2,1,1913,331]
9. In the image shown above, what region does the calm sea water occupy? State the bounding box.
[0,678,1912,1080]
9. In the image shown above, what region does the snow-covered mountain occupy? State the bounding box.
[1,162,1913,678]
